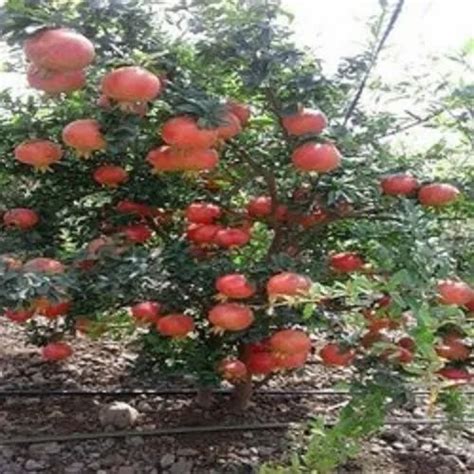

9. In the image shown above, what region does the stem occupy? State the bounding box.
[232,373,253,411]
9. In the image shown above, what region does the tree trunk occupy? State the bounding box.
[232,373,253,411]
[195,387,213,409]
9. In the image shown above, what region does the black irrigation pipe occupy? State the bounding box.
[1,418,474,446]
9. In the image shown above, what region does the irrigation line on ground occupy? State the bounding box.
[1,419,473,446]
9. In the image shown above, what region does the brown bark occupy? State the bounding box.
[231,374,253,411]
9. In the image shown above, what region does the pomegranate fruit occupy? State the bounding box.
[270,329,311,355]
[227,101,251,125]
[121,224,153,244]
[437,367,471,381]
[161,116,218,149]
[147,146,219,172]
[27,65,86,94]
[42,342,73,361]
[214,228,250,248]
[292,142,341,173]
[40,300,72,319]
[156,314,194,337]
[437,280,474,306]
[245,351,277,375]
[282,108,327,136]
[116,200,156,217]
[320,343,355,366]
[208,303,254,332]
[186,223,221,245]
[381,173,419,196]
[215,274,255,299]
[217,112,241,140]
[5,308,34,324]
[23,257,65,274]
[3,208,39,230]
[186,203,221,224]
[131,301,161,324]
[275,350,309,370]
[266,272,311,298]
[397,337,416,352]
[14,139,63,170]
[418,183,460,207]
[218,358,248,381]
[436,338,470,361]
[62,119,106,158]
[330,252,364,272]
[93,165,128,187]
[247,196,272,218]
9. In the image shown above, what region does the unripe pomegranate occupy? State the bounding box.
[3,208,39,230]
[4,308,34,324]
[186,223,221,245]
[156,314,194,337]
[131,301,161,324]
[186,202,221,224]
[218,358,248,382]
[101,66,161,105]
[437,367,471,381]
[275,350,309,370]
[266,272,311,298]
[121,224,153,244]
[208,303,254,332]
[27,65,86,94]
[214,228,250,248]
[437,280,474,306]
[23,257,65,274]
[282,108,327,136]
[24,28,95,71]
[436,338,470,360]
[93,165,128,187]
[381,173,419,196]
[40,300,72,319]
[227,101,251,126]
[215,274,255,299]
[62,119,106,158]
[217,112,241,140]
[42,342,73,361]
[15,139,63,171]
[320,343,355,366]
[270,329,311,355]
[245,351,277,375]
[418,183,460,207]
[161,116,218,149]
[330,252,364,273]
[292,142,341,173]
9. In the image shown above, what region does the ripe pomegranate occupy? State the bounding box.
[62,119,106,158]
[23,257,65,274]
[24,28,94,71]
[247,196,272,218]
[131,301,161,324]
[116,200,155,217]
[161,116,218,149]
[147,146,181,172]
[217,112,241,140]
[40,300,72,319]
[208,303,254,332]
[361,331,387,349]
[466,297,474,312]
[437,280,474,306]
[156,314,194,337]
[282,108,327,136]
[14,139,63,170]
[42,342,73,361]
[292,142,341,173]
[383,346,413,364]
[270,329,311,355]
[397,336,416,352]
[5,308,34,323]
[437,367,471,381]
[27,65,86,94]
[266,272,311,298]
[330,252,364,273]
[121,224,153,244]
[227,101,251,126]
[367,317,400,332]
[297,208,327,228]
[101,66,161,105]
[418,183,460,207]
[214,228,250,248]
[93,165,128,187]
[245,351,276,375]
[147,146,219,172]
[186,224,221,245]
[218,358,248,382]
[3,208,39,230]
[320,343,355,366]
[186,203,221,224]
[381,173,419,196]
[275,350,309,370]
[436,338,470,361]
[215,274,255,299]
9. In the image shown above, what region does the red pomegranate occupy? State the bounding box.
[217,112,241,140]
[436,338,470,361]
[156,314,194,337]
[466,297,474,312]
[418,183,460,207]
[62,119,106,158]
[27,65,86,94]
[24,28,94,71]
[320,343,355,366]
[93,165,128,187]
[330,252,364,272]
[101,66,161,105]
[161,116,218,149]
[361,331,387,349]
[147,146,181,172]
[266,272,311,298]
[42,342,73,361]
[147,146,219,173]
[270,329,311,355]
[218,358,248,382]
[116,200,156,217]
[23,257,65,274]
[121,224,153,244]
[292,142,341,173]
[247,196,272,218]
[3,208,39,230]
[282,108,327,136]
[275,350,309,370]
[381,173,419,196]
[297,208,327,228]
[5,308,34,324]
[382,346,413,364]
[215,274,255,299]
[40,300,72,319]
[437,367,471,381]
[214,228,250,248]
[131,301,161,324]
[397,337,416,352]
[186,223,221,245]
[245,351,277,375]
[208,303,254,332]
[186,202,221,224]
[227,101,251,126]
[15,139,63,170]
[437,279,474,306]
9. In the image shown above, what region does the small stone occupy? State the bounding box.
[176,448,199,457]
[126,436,144,446]
[99,401,139,429]
[64,462,85,474]
[258,447,275,456]
[117,467,135,474]
[137,401,152,412]
[393,442,405,451]
[420,443,432,452]
[160,453,175,468]
[169,458,193,474]
[25,459,45,471]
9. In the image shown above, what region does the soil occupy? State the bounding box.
[0,322,473,473]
